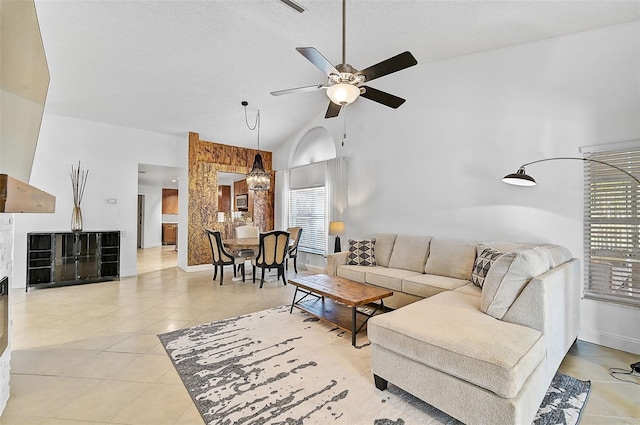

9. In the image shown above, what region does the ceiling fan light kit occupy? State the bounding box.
[327,83,360,105]
[271,0,417,118]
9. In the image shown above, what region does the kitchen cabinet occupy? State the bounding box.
[26,231,120,290]
[218,185,231,212]
[163,223,177,245]
[162,189,179,214]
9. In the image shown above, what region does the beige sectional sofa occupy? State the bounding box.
[326,234,580,425]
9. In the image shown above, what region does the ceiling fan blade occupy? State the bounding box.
[357,51,418,82]
[296,47,339,76]
[360,86,406,109]
[270,84,325,96]
[325,101,342,118]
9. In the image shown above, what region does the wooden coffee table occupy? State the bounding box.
[288,274,393,346]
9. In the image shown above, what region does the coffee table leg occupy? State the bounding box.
[290,287,299,313]
[352,307,357,346]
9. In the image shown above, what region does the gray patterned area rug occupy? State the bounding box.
[158,306,591,425]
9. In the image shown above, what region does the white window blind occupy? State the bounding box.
[289,187,327,254]
[583,146,640,307]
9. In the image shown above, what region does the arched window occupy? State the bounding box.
[290,126,336,168]
[288,127,337,254]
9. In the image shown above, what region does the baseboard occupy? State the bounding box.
[578,328,640,356]
[142,243,162,249]
[187,264,213,273]
[303,264,326,274]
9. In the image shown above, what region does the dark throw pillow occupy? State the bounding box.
[347,239,377,266]
[471,245,504,287]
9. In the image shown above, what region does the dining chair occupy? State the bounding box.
[235,225,260,272]
[286,227,303,273]
[205,229,244,284]
[252,230,290,288]
[236,225,260,239]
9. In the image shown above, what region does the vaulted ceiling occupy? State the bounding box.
[35,0,640,151]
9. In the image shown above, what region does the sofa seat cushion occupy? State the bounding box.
[453,283,482,297]
[368,291,545,398]
[402,274,470,298]
[365,268,422,292]
[336,265,382,283]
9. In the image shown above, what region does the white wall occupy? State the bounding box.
[0,91,43,183]
[137,184,163,248]
[13,113,184,287]
[0,214,14,413]
[274,22,640,354]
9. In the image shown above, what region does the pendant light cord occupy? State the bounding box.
[342,0,346,64]
[342,112,346,147]
[243,103,261,151]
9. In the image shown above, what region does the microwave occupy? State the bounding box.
[236,193,248,210]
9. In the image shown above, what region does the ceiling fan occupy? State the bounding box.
[270,0,418,118]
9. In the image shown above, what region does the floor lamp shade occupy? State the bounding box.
[502,157,640,187]
[329,221,346,253]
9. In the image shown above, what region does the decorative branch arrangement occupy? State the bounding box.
[70,161,89,207]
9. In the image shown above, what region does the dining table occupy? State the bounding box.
[222,237,260,250]
[222,237,293,282]
[223,237,295,251]
[222,237,263,282]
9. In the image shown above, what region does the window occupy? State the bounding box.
[583,145,640,307]
[289,187,327,254]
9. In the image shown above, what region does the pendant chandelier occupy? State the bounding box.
[242,101,270,191]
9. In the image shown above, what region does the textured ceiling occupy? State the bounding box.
[35,0,640,152]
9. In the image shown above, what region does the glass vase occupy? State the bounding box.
[71,205,83,231]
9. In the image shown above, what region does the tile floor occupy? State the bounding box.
[1,246,639,425]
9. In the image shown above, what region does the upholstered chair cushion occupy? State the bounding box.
[254,232,289,265]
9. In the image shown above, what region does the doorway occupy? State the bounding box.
[137,194,144,249]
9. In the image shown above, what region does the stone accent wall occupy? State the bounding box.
[0,214,14,414]
[188,132,274,266]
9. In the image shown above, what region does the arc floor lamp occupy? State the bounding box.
[502,157,640,186]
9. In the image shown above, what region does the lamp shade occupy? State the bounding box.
[502,167,536,186]
[326,83,360,106]
[246,153,271,191]
[328,221,346,236]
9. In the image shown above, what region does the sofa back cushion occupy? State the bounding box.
[539,244,572,268]
[481,242,572,269]
[480,246,551,319]
[480,241,534,252]
[372,233,397,267]
[425,238,477,280]
[388,235,432,273]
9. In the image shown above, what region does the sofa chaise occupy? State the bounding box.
[326,234,580,425]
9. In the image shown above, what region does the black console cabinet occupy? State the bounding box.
[27,231,120,290]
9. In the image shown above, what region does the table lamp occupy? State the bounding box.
[329,221,346,253]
